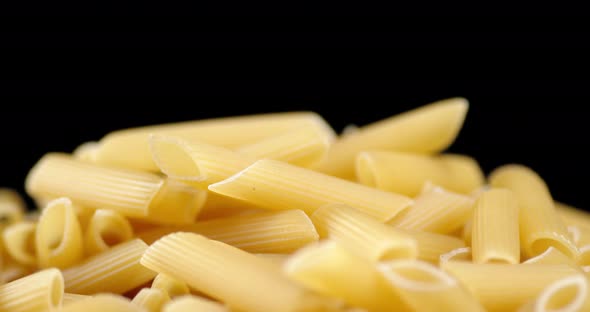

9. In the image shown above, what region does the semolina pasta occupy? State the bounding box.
[518,274,589,312]
[151,274,190,299]
[131,288,170,312]
[84,209,133,256]
[0,268,63,312]
[162,295,229,312]
[2,221,37,267]
[62,292,90,306]
[58,294,143,312]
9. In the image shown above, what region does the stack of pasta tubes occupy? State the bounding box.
[1,98,588,312]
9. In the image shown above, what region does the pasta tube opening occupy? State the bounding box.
[150,136,203,182]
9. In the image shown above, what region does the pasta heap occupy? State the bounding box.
[1,98,588,312]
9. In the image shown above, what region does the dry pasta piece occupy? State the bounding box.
[0,188,25,232]
[490,165,578,259]
[0,262,32,283]
[356,151,484,196]
[284,240,412,312]
[72,141,100,162]
[163,295,229,312]
[0,268,63,312]
[197,192,263,220]
[151,274,190,298]
[138,210,318,253]
[2,221,37,267]
[95,112,331,171]
[523,247,579,268]
[518,274,589,312]
[378,260,485,312]
[131,288,170,312]
[62,239,156,295]
[58,294,143,312]
[441,261,581,311]
[140,232,339,312]
[84,209,133,256]
[255,253,289,268]
[62,293,90,306]
[397,229,466,264]
[462,219,473,245]
[439,247,472,264]
[26,153,206,225]
[209,159,413,222]
[388,183,475,234]
[311,204,417,261]
[556,202,590,230]
[314,98,469,179]
[35,197,84,269]
[471,189,520,264]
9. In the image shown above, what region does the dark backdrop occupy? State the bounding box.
[1,79,589,211]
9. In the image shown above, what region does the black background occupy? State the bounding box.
[1,79,589,211]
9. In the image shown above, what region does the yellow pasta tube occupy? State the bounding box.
[556,202,590,239]
[472,188,520,264]
[315,98,469,179]
[62,239,156,295]
[0,268,63,312]
[284,240,412,312]
[73,141,100,162]
[140,232,339,312]
[197,192,262,220]
[256,253,289,268]
[138,210,318,253]
[577,245,590,272]
[442,261,580,311]
[490,165,578,259]
[58,294,143,312]
[311,204,417,261]
[163,295,229,312]
[151,274,190,298]
[356,151,484,196]
[2,221,37,267]
[62,293,90,306]
[462,219,473,245]
[0,188,25,231]
[518,275,588,312]
[439,247,472,264]
[0,262,32,283]
[131,288,170,312]
[35,197,83,269]
[398,229,466,263]
[209,159,413,222]
[523,247,579,267]
[388,184,474,234]
[26,153,206,225]
[378,260,485,312]
[84,209,133,256]
[95,112,331,171]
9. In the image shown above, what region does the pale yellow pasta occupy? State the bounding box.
[523,247,579,267]
[73,141,100,162]
[163,295,229,312]
[62,293,90,306]
[568,226,581,245]
[131,288,170,312]
[398,229,466,263]
[140,232,338,312]
[556,202,590,230]
[518,274,588,312]
[0,268,63,312]
[311,204,417,261]
[490,165,578,259]
[2,221,37,267]
[356,151,484,196]
[314,98,469,179]
[378,260,485,312]
[388,183,474,234]
[439,247,472,264]
[138,210,318,253]
[62,239,156,295]
[209,159,413,222]
[442,261,580,311]
[84,209,133,256]
[95,112,331,171]
[58,294,142,312]
[151,274,190,298]
[576,245,590,272]
[0,188,25,231]
[472,189,520,264]
[284,240,411,312]
[196,191,263,220]
[255,253,289,268]
[35,197,84,269]
[25,153,206,225]
[462,219,473,245]
[0,262,32,283]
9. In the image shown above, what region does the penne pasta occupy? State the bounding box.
[356,151,484,196]
[62,239,156,295]
[0,268,63,312]
[73,141,100,163]
[577,245,590,272]
[556,202,590,230]
[315,98,469,179]
[0,262,32,283]
[131,288,170,312]
[284,240,412,312]
[2,221,37,267]
[35,197,84,269]
[518,274,588,312]
[163,295,229,312]
[84,209,133,256]
[442,261,581,311]
[26,153,206,225]
[471,189,520,264]
[462,219,473,245]
[388,183,475,234]
[255,253,290,268]
[490,165,578,259]
[523,247,579,267]
[151,274,190,299]
[58,294,143,312]
[311,204,417,261]
[140,232,339,312]
[138,210,318,253]
[0,188,25,232]
[378,260,485,312]
[196,191,263,220]
[209,159,413,222]
[439,247,472,264]
[62,293,90,306]
[398,229,466,264]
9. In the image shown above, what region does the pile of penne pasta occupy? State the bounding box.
[1,98,589,312]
